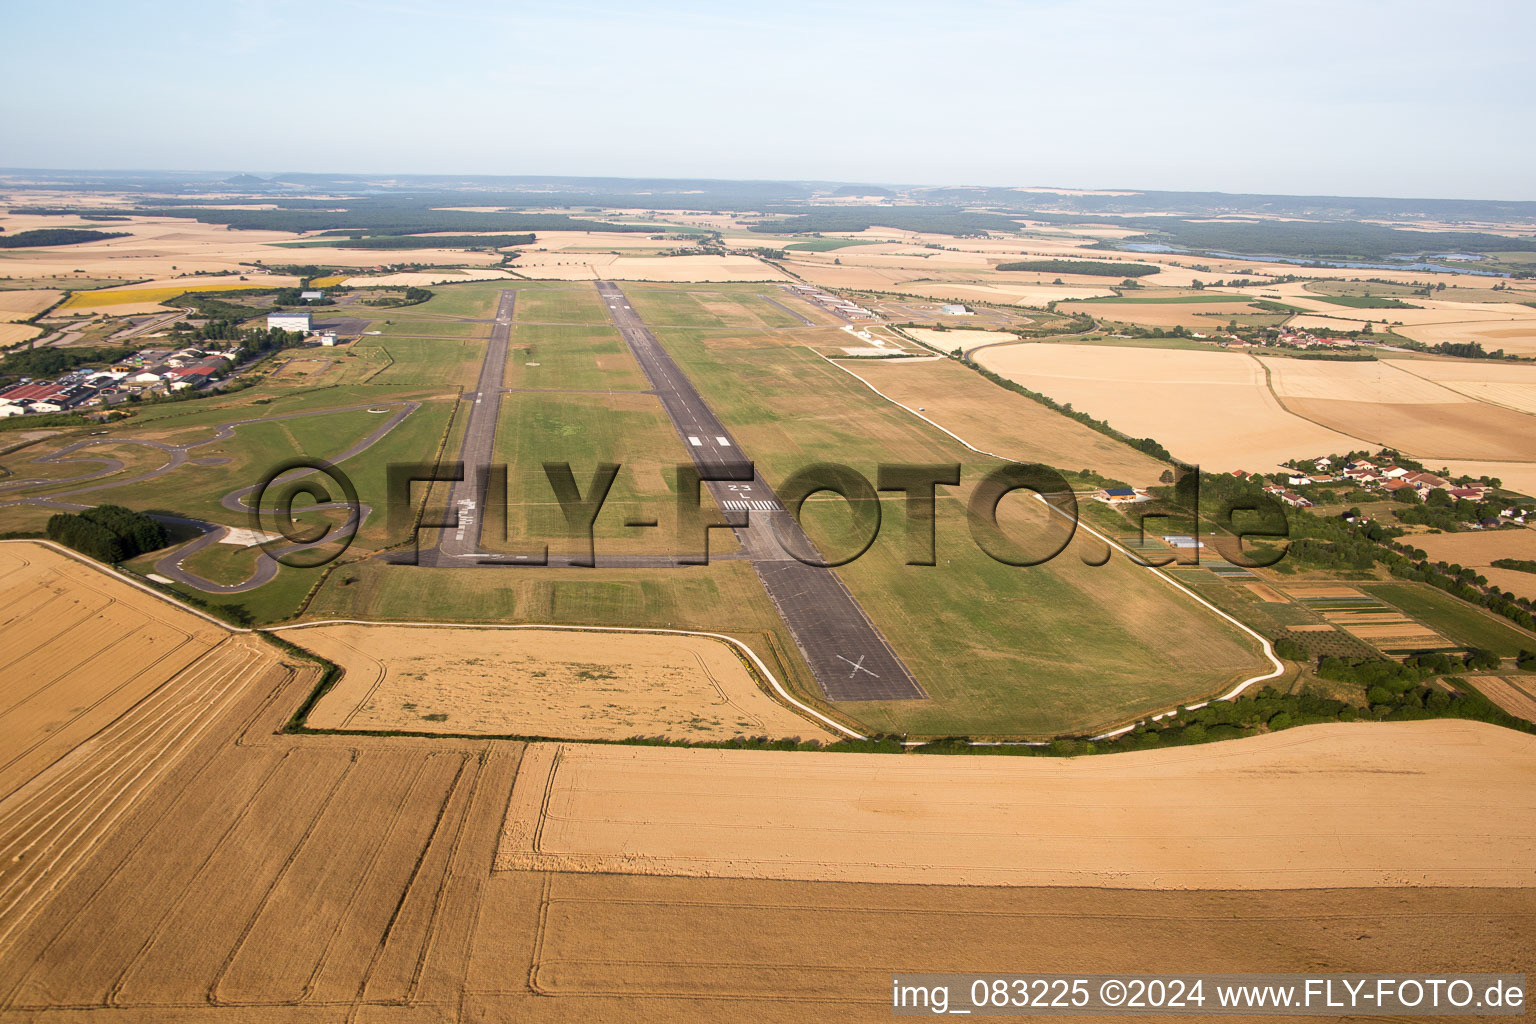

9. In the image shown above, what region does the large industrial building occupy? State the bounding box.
[267,311,312,333]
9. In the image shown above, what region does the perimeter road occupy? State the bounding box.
[596,281,925,703]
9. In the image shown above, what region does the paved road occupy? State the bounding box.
[596,281,926,702]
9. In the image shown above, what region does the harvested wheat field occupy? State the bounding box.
[514,253,788,282]
[291,624,833,742]
[1415,526,1536,566]
[0,323,41,348]
[828,353,1168,485]
[0,541,283,947]
[341,268,516,287]
[1470,676,1536,723]
[1413,528,1536,601]
[498,721,1536,888]
[1059,298,1266,330]
[974,343,1358,469]
[476,875,1535,1020]
[0,289,60,321]
[1283,397,1536,460]
[1393,357,1536,415]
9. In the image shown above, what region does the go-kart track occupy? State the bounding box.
[0,401,419,592]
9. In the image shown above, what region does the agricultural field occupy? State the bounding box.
[1363,582,1536,656]
[0,288,59,320]
[499,721,1536,888]
[827,350,1168,485]
[976,342,1536,470]
[974,343,1359,470]
[293,623,834,741]
[0,542,283,945]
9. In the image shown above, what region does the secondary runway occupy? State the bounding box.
[425,290,515,564]
[595,281,925,702]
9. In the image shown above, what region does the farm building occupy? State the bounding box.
[1094,487,1148,504]
[268,311,312,333]
[300,290,325,301]
[940,304,971,315]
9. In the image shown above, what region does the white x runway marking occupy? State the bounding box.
[836,654,880,679]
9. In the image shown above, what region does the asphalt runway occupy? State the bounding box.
[596,281,925,703]
[426,290,515,565]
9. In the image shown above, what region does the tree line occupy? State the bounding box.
[0,228,128,248]
[996,259,1159,277]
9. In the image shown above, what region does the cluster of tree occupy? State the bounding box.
[1314,294,1420,309]
[45,505,167,563]
[1394,491,1507,530]
[132,206,646,235]
[995,259,1159,277]
[0,228,128,248]
[1397,338,1525,361]
[174,291,266,321]
[912,676,1531,756]
[748,206,1024,237]
[308,233,535,250]
[272,288,334,306]
[1492,558,1536,576]
[960,357,1173,462]
[1057,214,1536,262]
[362,287,432,308]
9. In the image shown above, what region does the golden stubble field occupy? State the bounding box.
[975,343,1536,470]
[974,343,1360,469]
[497,723,1536,889]
[292,623,834,742]
[828,352,1169,485]
[0,543,283,949]
[0,541,1531,1021]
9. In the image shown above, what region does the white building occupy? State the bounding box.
[940,304,971,315]
[300,290,324,301]
[268,311,312,333]
[0,403,25,418]
[318,332,339,347]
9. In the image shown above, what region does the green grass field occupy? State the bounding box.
[513,286,614,324]
[486,390,717,557]
[504,324,651,391]
[177,541,263,587]
[783,238,883,252]
[624,286,804,329]
[354,336,486,388]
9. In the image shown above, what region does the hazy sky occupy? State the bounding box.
[5,0,1532,200]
